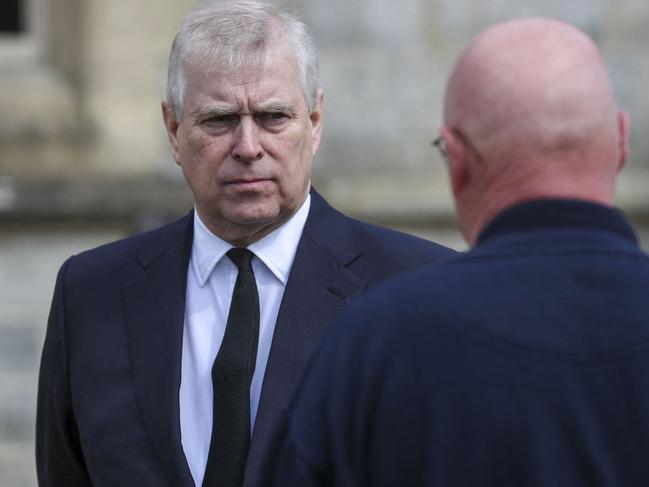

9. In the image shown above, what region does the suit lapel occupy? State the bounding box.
[245,190,367,484]
[122,214,195,487]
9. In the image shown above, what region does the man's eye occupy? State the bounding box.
[203,114,239,125]
[256,112,289,123]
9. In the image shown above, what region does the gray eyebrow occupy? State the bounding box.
[192,100,297,121]
[256,101,295,113]
[193,105,238,120]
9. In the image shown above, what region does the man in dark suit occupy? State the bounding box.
[35,1,452,486]
[271,17,649,486]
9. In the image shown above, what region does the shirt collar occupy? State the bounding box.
[191,194,311,287]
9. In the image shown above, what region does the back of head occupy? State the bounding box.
[167,0,319,119]
[443,18,627,242]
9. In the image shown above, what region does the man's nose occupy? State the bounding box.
[232,116,263,162]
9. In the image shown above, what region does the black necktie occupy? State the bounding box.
[202,248,260,487]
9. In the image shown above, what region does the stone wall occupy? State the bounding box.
[1,0,649,227]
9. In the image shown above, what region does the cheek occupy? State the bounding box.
[278,125,312,163]
[274,132,312,181]
[180,134,228,172]
[183,131,210,159]
[283,147,313,200]
[178,139,231,199]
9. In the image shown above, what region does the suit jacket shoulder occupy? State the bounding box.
[63,212,193,284]
[303,190,455,284]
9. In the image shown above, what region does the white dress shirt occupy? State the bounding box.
[180,195,310,486]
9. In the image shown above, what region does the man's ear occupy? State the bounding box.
[162,101,182,166]
[617,110,629,172]
[309,88,325,157]
[443,127,471,198]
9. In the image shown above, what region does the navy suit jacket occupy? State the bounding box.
[274,199,649,486]
[36,189,453,487]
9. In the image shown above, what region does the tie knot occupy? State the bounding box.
[227,248,254,273]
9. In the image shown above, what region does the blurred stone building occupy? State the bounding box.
[2,0,649,233]
[2,0,649,485]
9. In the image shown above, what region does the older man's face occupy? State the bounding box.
[163,44,323,245]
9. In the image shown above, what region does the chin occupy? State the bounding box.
[229,207,281,227]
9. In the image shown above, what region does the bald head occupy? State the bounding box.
[442,17,628,244]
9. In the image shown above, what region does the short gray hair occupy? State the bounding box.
[167,0,320,119]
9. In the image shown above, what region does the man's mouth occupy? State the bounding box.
[226,178,273,189]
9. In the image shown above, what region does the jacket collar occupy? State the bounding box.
[477,198,638,246]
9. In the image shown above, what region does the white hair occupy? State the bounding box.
[167,0,320,119]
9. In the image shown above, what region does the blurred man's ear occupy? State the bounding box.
[162,101,182,166]
[617,110,629,172]
[310,89,325,157]
[443,127,471,199]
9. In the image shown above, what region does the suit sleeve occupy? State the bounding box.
[36,258,93,486]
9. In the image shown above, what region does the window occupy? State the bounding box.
[0,0,24,34]
[0,0,41,64]
[0,0,81,145]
